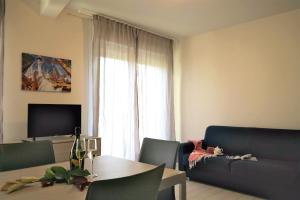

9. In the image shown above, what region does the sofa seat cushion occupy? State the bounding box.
[230,159,299,198]
[231,158,298,182]
[190,156,232,174]
[187,156,235,188]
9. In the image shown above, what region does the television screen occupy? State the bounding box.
[28,104,81,138]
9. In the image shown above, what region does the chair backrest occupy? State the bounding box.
[139,138,179,200]
[0,140,55,171]
[86,164,165,200]
[139,138,179,169]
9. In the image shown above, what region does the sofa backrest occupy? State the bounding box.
[204,126,300,161]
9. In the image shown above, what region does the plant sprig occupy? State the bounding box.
[1,166,91,194]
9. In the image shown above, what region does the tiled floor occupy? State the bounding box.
[175,180,263,200]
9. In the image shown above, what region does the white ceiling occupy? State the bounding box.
[24,0,300,38]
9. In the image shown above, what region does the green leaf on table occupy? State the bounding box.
[1,182,18,191]
[65,171,72,184]
[69,168,90,177]
[7,182,26,193]
[1,166,91,194]
[50,166,67,182]
[16,177,40,184]
[43,168,56,180]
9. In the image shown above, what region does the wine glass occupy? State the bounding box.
[87,138,98,177]
[76,137,86,170]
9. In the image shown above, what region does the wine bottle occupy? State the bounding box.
[70,127,84,170]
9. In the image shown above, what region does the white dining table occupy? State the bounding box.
[0,155,186,200]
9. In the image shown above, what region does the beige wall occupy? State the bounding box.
[181,9,300,141]
[3,0,87,142]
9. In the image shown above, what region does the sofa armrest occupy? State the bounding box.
[178,142,194,171]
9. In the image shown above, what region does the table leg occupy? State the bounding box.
[179,179,186,200]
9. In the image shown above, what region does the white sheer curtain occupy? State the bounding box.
[91,16,139,160]
[89,16,174,160]
[137,30,175,143]
[0,0,4,144]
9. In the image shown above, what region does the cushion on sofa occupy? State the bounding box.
[247,129,300,161]
[204,126,251,155]
[178,142,194,171]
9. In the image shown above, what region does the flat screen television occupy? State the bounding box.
[28,104,81,139]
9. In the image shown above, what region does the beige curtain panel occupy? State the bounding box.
[0,0,4,144]
[89,15,174,160]
[137,30,175,142]
[90,16,139,159]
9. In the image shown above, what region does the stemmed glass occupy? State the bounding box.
[87,138,98,177]
[75,137,86,170]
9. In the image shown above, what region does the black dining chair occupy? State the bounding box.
[86,164,165,200]
[0,140,55,171]
[139,137,180,200]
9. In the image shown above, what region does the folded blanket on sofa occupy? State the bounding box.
[188,140,257,169]
[188,140,223,169]
[226,154,258,161]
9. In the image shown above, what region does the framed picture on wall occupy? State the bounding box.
[21,53,72,92]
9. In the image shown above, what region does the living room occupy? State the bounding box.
[0,0,300,200]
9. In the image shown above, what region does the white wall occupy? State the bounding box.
[180,9,300,141]
[3,0,87,142]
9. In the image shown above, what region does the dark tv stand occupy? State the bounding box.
[22,136,101,162]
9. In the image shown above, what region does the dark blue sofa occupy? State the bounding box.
[178,126,300,199]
